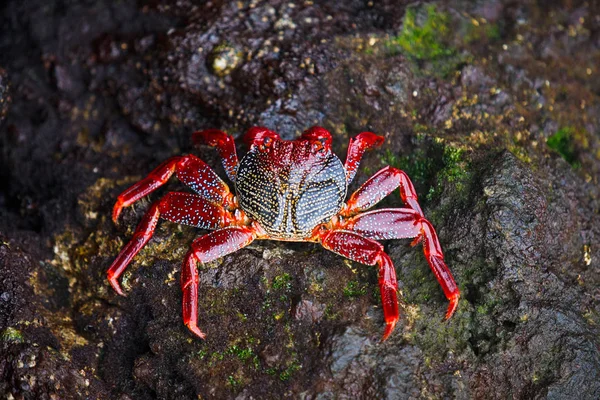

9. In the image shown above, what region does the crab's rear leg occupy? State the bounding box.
[108,192,232,295]
[343,209,460,320]
[112,155,235,222]
[319,230,399,341]
[181,226,257,338]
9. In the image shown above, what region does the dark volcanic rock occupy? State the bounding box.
[1,0,599,399]
[0,236,110,399]
[0,68,9,122]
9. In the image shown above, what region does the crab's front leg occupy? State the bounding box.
[193,129,239,182]
[344,132,385,184]
[108,192,233,295]
[342,166,424,217]
[181,226,258,338]
[343,209,460,319]
[112,154,235,222]
[318,230,399,341]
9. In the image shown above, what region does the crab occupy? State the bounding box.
[108,126,460,340]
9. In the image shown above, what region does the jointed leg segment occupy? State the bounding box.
[321,230,399,340]
[340,207,460,328]
[343,166,423,217]
[181,226,257,338]
[112,154,235,222]
[325,163,460,340]
[108,192,232,295]
[344,132,384,185]
[193,129,239,183]
[420,219,460,318]
[342,208,422,240]
[108,202,160,295]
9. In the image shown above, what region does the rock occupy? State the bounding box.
[0,67,9,122]
[0,0,599,398]
[0,237,110,398]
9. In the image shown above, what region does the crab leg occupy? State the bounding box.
[319,230,399,341]
[342,208,422,240]
[181,226,257,338]
[343,208,460,320]
[112,155,235,222]
[108,192,232,295]
[193,129,239,183]
[344,132,384,185]
[342,166,423,217]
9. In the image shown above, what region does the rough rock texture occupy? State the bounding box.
[1,0,599,399]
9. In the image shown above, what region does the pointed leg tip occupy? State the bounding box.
[187,323,207,339]
[444,293,460,320]
[112,206,122,224]
[381,319,398,342]
[109,278,126,297]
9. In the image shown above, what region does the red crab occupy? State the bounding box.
[108,126,460,340]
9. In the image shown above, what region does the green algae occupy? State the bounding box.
[1,327,24,344]
[463,20,501,44]
[380,138,441,198]
[390,4,453,61]
[426,145,470,202]
[343,280,367,298]
[547,127,580,167]
[262,272,295,317]
[279,359,302,381]
[272,273,292,291]
[227,375,241,387]
[385,4,464,78]
[227,344,260,369]
[381,135,471,206]
[198,336,261,387]
[412,306,471,362]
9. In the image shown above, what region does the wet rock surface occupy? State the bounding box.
[1,0,599,399]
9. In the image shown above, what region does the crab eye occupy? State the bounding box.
[301,126,332,151]
[258,136,274,152]
[244,127,281,150]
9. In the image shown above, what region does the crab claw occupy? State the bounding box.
[192,129,239,182]
[354,131,385,150]
[192,128,231,147]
